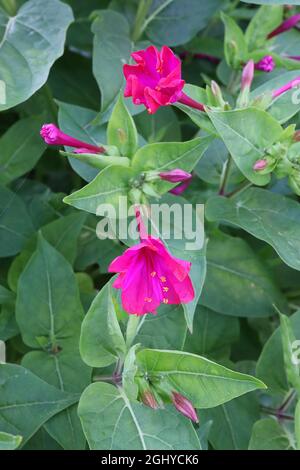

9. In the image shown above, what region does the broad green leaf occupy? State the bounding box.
[257,310,300,394]
[0,185,34,258]
[123,344,140,401]
[0,0,73,111]
[0,303,18,341]
[0,285,14,305]
[145,0,223,47]
[245,5,282,51]
[16,235,84,348]
[0,363,78,446]
[58,101,106,182]
[78,382,201,450]
[251,71,300,124]
[242,1,300,4]
[249,418,294,450]
[201,394,260,450]
[132,137,212,196]
[0,432,22,450]
[22,427,62,451]
[135,107,181,143]
[206,108,283,185]
[206,188,300,271]
[200,234,287,317]
[184,305,240,359]
[63,165,136,215]
[80,279,126,368]
[279,313,300,394]
[92,10,132,112]
[137,349,266,408]
[107,94,138,158]
[0,117,45,185]
[221,13,248,68]
[175,84,215,134]
[296,400,300,450]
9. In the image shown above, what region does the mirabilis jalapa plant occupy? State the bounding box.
[40,14,300,444]
[4,0,300,453]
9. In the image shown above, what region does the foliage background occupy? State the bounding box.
[0,0,300,451]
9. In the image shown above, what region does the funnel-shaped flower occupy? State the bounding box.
[108,208,194,315]
[171,392,199,423]
[268,13,300,39]
[123,45,205,114]
[272,77,300,98]
[40,124,105,154]
[255,55,275,73]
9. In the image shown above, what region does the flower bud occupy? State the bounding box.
[253,159,268,171]
[241,60,254,91]
[159,169,192,183]
[171,392,199,423]
[141,390,160,410]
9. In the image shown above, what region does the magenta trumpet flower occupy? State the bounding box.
[268,13,300,39]
[171,392,199,423]
[123,45,205,114]
[272,77,300,98]
[40,124,105,154]
[254,55,275,73]
[108,208,195,316]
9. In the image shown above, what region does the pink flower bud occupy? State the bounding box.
[272,77,300,98]
[253,159,267,171]
[159,169,192,183]
[255,56,275,73]
[268,13,300,39]
[169,178,192,195]
[294,130,300,141]
[141,390,159,410]
[40,124,105,154]
[171,392,199,423]
[241,60,254,90]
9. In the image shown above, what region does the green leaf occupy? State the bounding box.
[107,94,138,158]
[175,84,215,134]
[0,285,14,305]
[60,151,130,171]
[132,136,212,183]
[0,431,22,450]
[92,10,132,112]
[16,235,84,348]
[0,117,45,185]
[0,303,19,341]
[221,13,248,68]
[257,310,300,394]
[279,313,300,394]
[184,305,240,359]
[0,0,73,111]
[0,363,78,446]
[63,166,136,215]
[136,349,266,408]
[0,185,34,258]
[145,0,223,47]
[242,1,300,4]
[206,188,300,271]
[249,418,294,450]
[135,107,181,143]
[80,279,126,368]
[123,344,140,401]
[78,382,201,450]
[201,394,260,450]
[200,233,287,317]
[251,71,300,124]
[206,108,283,185]
[245,5,282,51]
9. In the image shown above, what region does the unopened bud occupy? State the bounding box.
[141,390,159,410]
[171,392,199,423]
[253,159,268,171]
[159,169,192,183]
[241,60,254,91]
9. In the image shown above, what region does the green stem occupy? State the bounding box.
[219,155,233,196]
[227,70,240,95]
[126,315,142,349]
[131,0,153,42]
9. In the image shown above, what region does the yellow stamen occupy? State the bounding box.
[150,271,156,277]
[163,298,169,304]
[160,276,166,283]
[163,287,169,292]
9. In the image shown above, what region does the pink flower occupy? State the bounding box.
[159,169,192,183]
[108,208,194,316]
[241,60,254,90]
[40,124,105,154]
[169,177,192,195]
[253,159,267,171]
[272,77,300,98]
[255,56,275,73]
[268,13,300,39]
[123,45,205,114]
[171,392,199,423]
